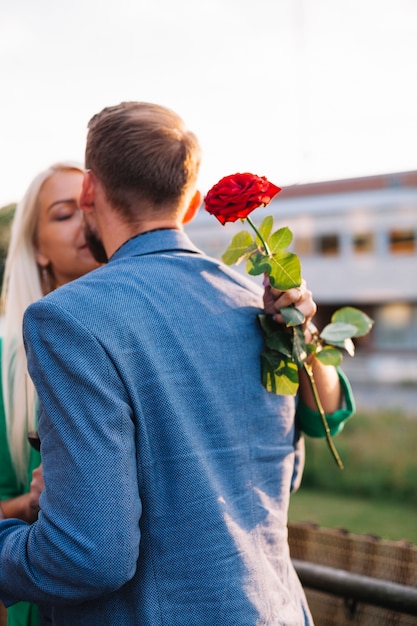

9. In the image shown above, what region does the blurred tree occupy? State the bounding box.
[0,204,16,292]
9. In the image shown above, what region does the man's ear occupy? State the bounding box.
[182,190,202,225]
[79,170,95,214]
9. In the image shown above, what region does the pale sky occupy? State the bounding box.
[1,0,416,207]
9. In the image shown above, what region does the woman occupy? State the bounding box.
[0,162,100,626]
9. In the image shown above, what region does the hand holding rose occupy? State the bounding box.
[263,278,316,329]
[204,171,373,469]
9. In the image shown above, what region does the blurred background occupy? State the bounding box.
[1,0,416,202]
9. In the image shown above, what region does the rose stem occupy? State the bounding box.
[303,362,344,470]
[246,215,271,256]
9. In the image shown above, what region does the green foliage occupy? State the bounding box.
[268,225,292,252]
[214,210,376,470]
[260,305,373,468]
[319,308,374,357]
[0,203,16,289]
[280,305,305,328]
[258,315,292,357]
[256,214,273,240]
[290,409,417,543]
[260,352,299,395]
[258,315,300,395]
[221,231,256,265]
[332,306,374,337]
[289,489,417,544]
[260,304,373,398]
[221,216,302,290]
[319,322,358,344]
[220,214,375,400]
[315,346,343,366]
[0,203,15,246]
[291,326,308,367]
[249,249,301,291]
[301,410,417,507]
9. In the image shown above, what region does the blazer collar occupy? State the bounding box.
[110,228,203,262]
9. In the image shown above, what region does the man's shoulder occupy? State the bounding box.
[25,267,107,321]
[215,263,263,297]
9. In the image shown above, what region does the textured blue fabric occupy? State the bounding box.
[0,229,313,625]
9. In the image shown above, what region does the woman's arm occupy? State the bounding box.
[1,494,36,523]
[297,352,342,413]
[0,466,44,523]
[263,279,342,413]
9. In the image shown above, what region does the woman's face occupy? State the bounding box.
[35,169,100,288]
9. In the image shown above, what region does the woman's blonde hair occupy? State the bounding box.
[1,161,84,486]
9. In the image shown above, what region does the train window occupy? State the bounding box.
[316,234,339,255]
[389,229,415,253]
[375,303,417,349]
[293,237,313,256]
[353,233,374,253]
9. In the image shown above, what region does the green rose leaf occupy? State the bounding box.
[280,305,305,327]
[246,252,272,276]
[320,322,358,344]
[221,231,256,265]
[291,325,307,367]
[260,351,299,396]
[315,346,343,366]
[306,343,317,357]
[331,306,374,337]
[268,251,302,291]
[268,226,293,253]
[324,337,355,357]
[257,215,274,242]
[258,315,293,358]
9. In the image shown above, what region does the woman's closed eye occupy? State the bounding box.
[49,200,80,222]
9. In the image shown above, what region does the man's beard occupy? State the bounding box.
[84,222,108,264]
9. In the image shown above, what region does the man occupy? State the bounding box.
[0,102,351,624]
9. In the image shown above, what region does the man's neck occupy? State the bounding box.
[103,218,182,259]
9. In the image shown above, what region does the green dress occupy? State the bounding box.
[0,338,41,626]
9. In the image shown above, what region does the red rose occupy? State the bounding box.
[204,173,281,225]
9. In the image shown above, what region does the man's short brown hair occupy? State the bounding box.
[85,102,201,216]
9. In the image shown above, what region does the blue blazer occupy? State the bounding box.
[0,230,311,625]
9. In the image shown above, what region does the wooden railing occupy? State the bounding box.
[294,559,417,616]
[289,522,417,624]
[2,523,415,625]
